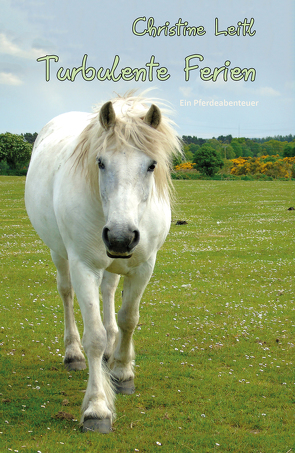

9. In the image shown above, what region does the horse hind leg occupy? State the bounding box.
[50,250,86,371]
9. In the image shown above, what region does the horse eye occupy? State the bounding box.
[148,162,157,172]
[97,158,105,170]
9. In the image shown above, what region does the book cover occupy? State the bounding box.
[1,0,294,142]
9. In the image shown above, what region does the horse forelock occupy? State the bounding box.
[71,93,183,202]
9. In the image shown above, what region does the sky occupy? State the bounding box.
[0,0,294,139]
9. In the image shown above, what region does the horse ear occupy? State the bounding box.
[99,101,116,130]
[144,104,161,129]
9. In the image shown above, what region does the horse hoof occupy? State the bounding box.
[82,417,112,434]
[112,377,135,395]
[64,358,87,371]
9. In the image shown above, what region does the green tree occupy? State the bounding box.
[243,147,253,158]
[217,134,232,143]
[188,143,200,155]
[193,144,224,176]
[22,132,38,144]
[0,159,10,174]
[263,139,285,156]
[230,138,253,157]
[182,135,206,146]
[207,138,222,153]
[222,144,235,159]
[0,133,32,169]
[182,144,194,162]
[247,140,260,157]
[283,144,295,158]
[231,139,243,157]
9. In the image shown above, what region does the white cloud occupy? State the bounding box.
[255,86,280,97]
[179,86,193,97]
[284,80,295,91]
[0,72,23,85]
[0,32,44,59]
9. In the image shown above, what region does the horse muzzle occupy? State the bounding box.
[102,226,140,259]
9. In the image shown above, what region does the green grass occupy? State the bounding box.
[0,176,294,452]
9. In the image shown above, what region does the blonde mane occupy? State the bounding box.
[72,92,183,202]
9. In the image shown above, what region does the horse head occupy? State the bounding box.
[98,101,161,259]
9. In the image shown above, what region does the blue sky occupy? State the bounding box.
[1,0,294,138]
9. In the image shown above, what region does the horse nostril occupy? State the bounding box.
[131,229,140,248]
[102,227,110,248]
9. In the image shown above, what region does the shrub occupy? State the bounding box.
[174,162,196,171]
[230,155,295,179]
[193,144,224,176]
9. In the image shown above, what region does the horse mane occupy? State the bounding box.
[71,91,183,202]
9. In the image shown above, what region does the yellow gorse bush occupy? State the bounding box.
[175,162,196,171]
[230,155,295,179]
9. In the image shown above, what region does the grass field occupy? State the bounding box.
[0,176,294,453]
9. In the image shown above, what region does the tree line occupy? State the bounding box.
[178,135,295,177]
[0,131,294,177]
[183,134,295,145]
[182,135,295,160]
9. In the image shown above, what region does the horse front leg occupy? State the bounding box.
[108,256,155,394]
[50,250,86,371]
[69,259,115,433]
[101,270,120,362]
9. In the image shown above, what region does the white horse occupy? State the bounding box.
[25,92,182,433]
